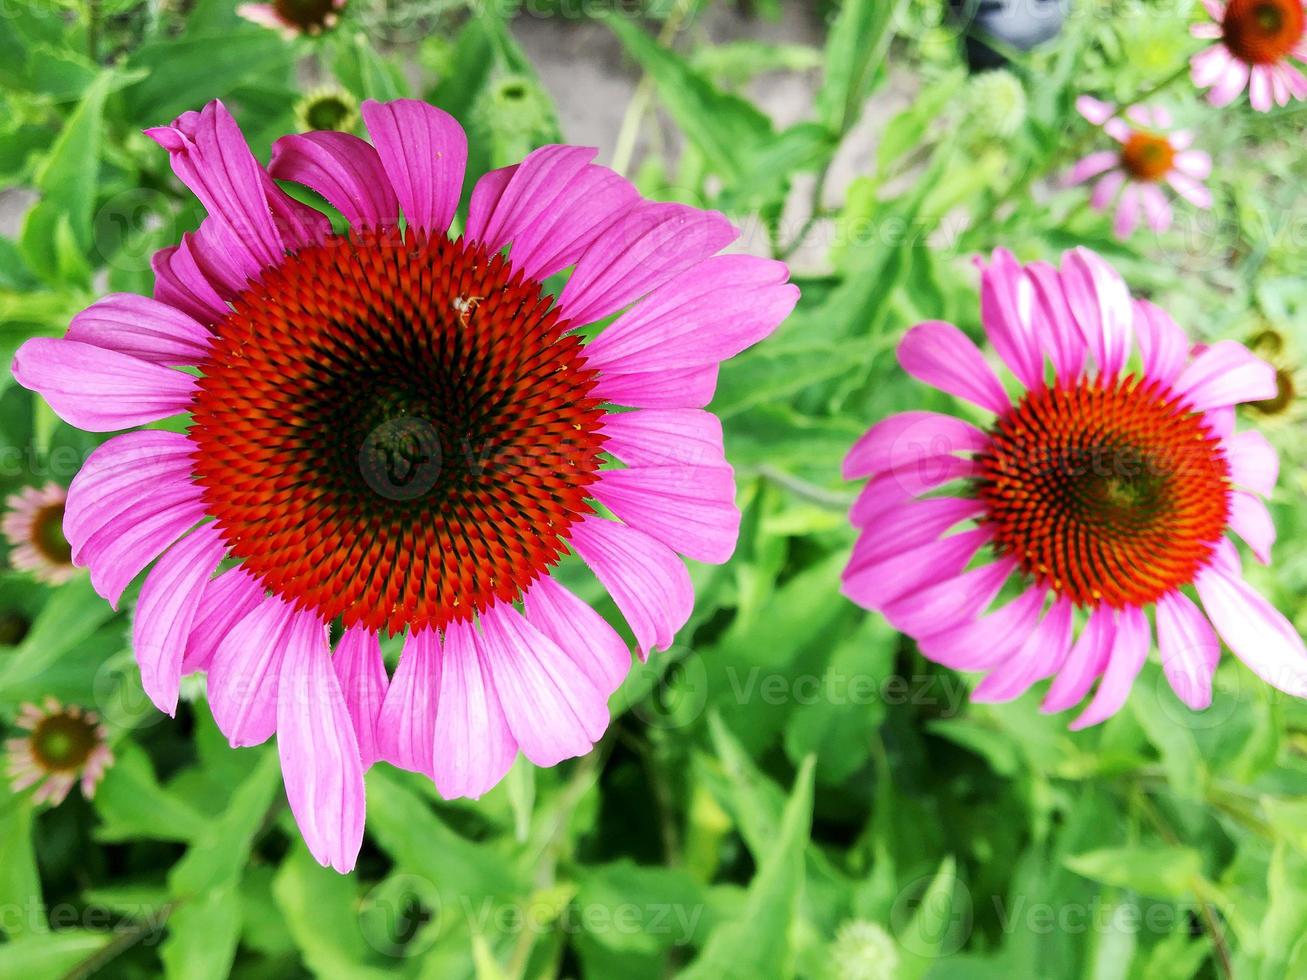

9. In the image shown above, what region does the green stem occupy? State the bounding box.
[610,0,696,177]
[1120,62,1193,111]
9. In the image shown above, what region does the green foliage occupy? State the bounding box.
[0,1,1305,978]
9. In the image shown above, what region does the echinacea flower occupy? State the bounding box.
[842,247,1301,728]
[238,0,344,37]
[1066,97,1212,239]
[11,99,795,872]
[1191,0,1307,110]
[3,482,76,585]
[6,698,113,805]
[1246,325,1303,425]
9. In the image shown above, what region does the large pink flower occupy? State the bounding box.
[1065,97,1212,239]
[842,248,1300,728]
[12,99,796,872]
[237,0,345,36]
[1191,0,1307,110]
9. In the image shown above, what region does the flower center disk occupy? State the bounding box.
[974,375,1231,608]
[1223,0,1305,64]
[191,230,606,635]
[1120,132,1175,182]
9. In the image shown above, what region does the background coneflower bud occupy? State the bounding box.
[294,84,360,133]
[6,698,114,806]
[3,483,76,586]
[829,920,901,980]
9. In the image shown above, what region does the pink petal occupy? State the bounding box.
[592,365,719,409]
[569,516,693,657]
[583,255,797,373]
[1249,65,1274,111]
[1070,605,1150,729]
[12,338,196,431]
[1156,590,1220,710]
[1042,606,1115,713]
[896,321,1009,413]
[208,595,297,747]
[844,528,990,612]
[277,612,366,874]
[1060,248,1133,378]
[881,556,1015,638]
[360,99,467,235]
[523,576,631,697]
[1027,261,1087,383]
[1139,184,1173,233]
[1132,300,1189,387]
[1065,151,1120,187]
[972,595,1073,703]
[590,464,739,564]
[66,294,210,365]
[182,566,265,673]
[465,146,641,281]
[1225,430,1278,496]
[977,248,1042,388]
[1090,169,1126,211]
[477,601,609,768]
[1208,58,1251,107]
[151,237,229,325]
[848,496,982,565]
[430,620,518,799]
[1113,184,1142,239]
[1196,567,1307,697]
[332,627,388,770]
[1174,340,1276,411]
[1076,95,1117,125]
[145,101,328,274]
[133,523,225,716]
[63,432,205,606]
[1192,43,1233,87]
[920,585,1046,673]
[1229,490,1275,563]
[1166,171,1213,209]
[375,629,440,779]
[843,410,989,481]
[600,409,724,469]
[558,202,737,326]
[1173,150,1213,180]
[268,131,399,229]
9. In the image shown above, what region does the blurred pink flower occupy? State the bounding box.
[1191,0,1307,110]
[238,0,345,37]
[3,482,76,585]
[11,99,796,873]
[842,248,1299,728]
[1065,96,1212,239]
[6,698,113,806]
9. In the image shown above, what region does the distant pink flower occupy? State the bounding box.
[12,99,796,872]
[3,482,76,585]
[842,248,1300,728]
[238,0,344,36]
[1191,0,1307,110]
[6,698,113,805]
[1066,97,1213,239]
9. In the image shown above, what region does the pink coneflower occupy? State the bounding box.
[1191,0,1307,110]
[238,0,344,36]
[12,99,796,871]
[3,482,76,585]
[1066,97,1212,239]
[842,248,1300,728]
[6,698,113,805]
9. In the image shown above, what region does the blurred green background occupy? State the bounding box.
[1,0,1306,977]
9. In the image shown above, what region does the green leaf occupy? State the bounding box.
[124,33,290,122]
[160,884,241,980]
[604,15,773,184]
[168,749,280,897]
[0,787,43,938]
[19,70,114,284]
[817,0,906,133]
[0,576,116,691]
[0,931,113,980]
[93,742,209,845]
[676,757,815,980]
[1064,846,1205,900]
